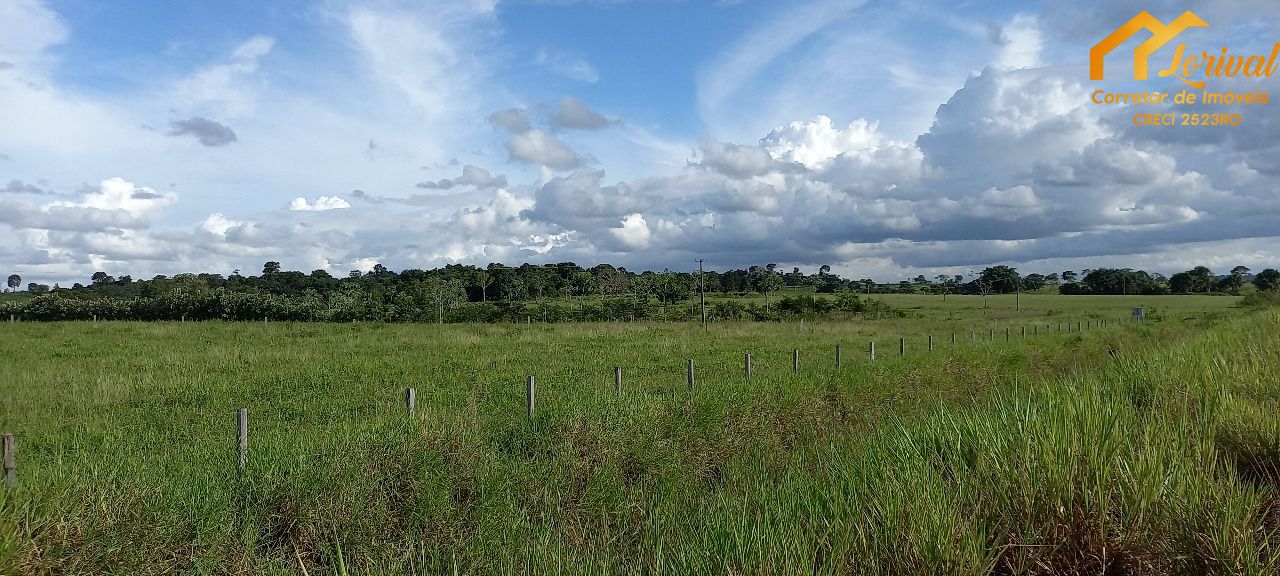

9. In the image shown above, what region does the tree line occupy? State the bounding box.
[2,262,1275,323]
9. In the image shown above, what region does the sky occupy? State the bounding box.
[1,0,1278,286]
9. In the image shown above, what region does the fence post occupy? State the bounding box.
[899,337,906,356]
[928,335,934,351]
[745,353,752,380]
[970,330,975,341]
[1005,327,1010,342]
[237,408,248,472]
[869,341,876,361]
[1034,325,1038,336]
[989,329,994,341]
[688,360,696,389]
[835,344,842,368]
[526,376,536,419]
[405,388,416,417]
[792,349,800,374]
[3,434,14,488]
[1021,326,1025,338]
[614,367,622,396]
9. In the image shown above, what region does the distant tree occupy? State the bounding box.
[819,265,831,276]
[1189,266,1214,292]
[1222,266,1248,294]
[754,270,784,311]
[1045,272,1060,285]
[1253,268,1280,291]
[1023,273,1047,291]
[651,272,691,306]
[91,271,111,285]
[474,270,494,302]
[1061,270,1077,283]
[262,261,281,276]
[412,278,465,323]
[1169,266,1214,293]
[348,270,362,279]
[1169,272,1193,293]
[7,274,20,292]
[913,274,928,285]
[27,283,49,294]
[569,270,598,297]
[766,263,778,273]
[1075,268,1159,295]
[372,263,390,275]
[597,267,628,296]
[978,266,1021,294]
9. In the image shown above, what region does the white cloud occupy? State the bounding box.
[289,196,351,211]
[506,129,581,170]
[610,213,651,250]
[991,14,1042,70]
[346,1,495,119]
[173,35,276,118]
[0,0,68,72]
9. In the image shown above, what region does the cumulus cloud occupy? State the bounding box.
[417,165,506,190]
[506,129,581,170]
[0,177,175,246]
[550,96,613,130]
[489,108,532,133]
[610,213,651,250]
[168,117,238,147]
[289,196,351,211]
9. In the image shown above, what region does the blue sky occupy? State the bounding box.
[2,0,1279,285]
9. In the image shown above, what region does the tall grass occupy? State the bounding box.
[0,306,1275,574]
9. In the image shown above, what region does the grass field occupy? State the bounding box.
[1,295,1276,574]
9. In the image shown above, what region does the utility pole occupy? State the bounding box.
[695,259,708,331]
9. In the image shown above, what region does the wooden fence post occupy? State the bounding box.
[928,335,934,351]
[1021,326,1025,338]
[405,388,416,417]
[869,341,876,361]
[3,434,14,488]
[688,360,696,389]
[745,353,752,380]
[1005,327,1010,342]
[526,376,536,419]
[951,332,956,346]
[237,408,248,472]
[899,337,906,356]
[614,367,622,396]
[835,344,842,368]
[792,349,800,374]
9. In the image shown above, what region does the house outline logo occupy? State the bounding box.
[1090,10,1209,81]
